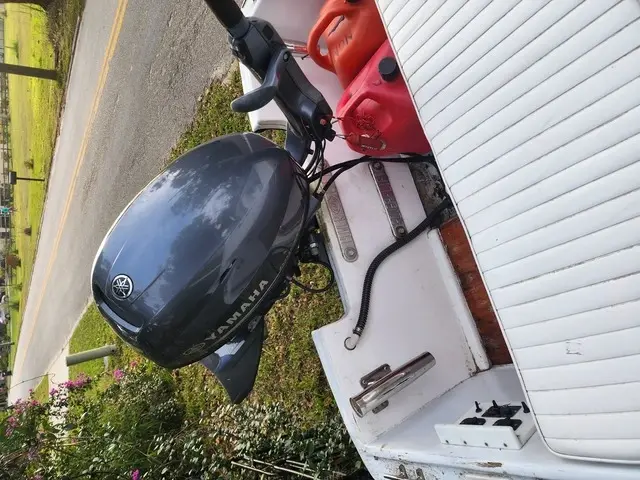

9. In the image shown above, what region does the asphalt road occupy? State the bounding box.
[9,0,235,402]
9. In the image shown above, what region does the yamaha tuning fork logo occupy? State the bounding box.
[111,274,134,300]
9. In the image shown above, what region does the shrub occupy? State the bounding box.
[5,254,20,269]
[0,362,360,479]
[207,402,359,478]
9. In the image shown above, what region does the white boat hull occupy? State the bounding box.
[241,0,640,477]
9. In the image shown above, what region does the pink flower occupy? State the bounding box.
[129,360,139,369]
[27,447,38,460]
[49,388,58,396]
[113,369,125,381]
[62,374,92,391]
[131,469,140,480]
[7,416,18,427]
[31,475,43,480]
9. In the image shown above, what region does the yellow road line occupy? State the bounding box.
[15,0,129,374]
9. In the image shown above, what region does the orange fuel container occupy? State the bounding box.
[307,0,387,88]
[337,40,431,156]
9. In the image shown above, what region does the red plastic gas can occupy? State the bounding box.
[337,40,431,156]
[307,0,387,88]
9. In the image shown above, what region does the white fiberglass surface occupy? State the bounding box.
[378,0,640,464]
[241,0,488,446]
[365,367,640,480]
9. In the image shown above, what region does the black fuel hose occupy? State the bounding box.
[344,195,453,350]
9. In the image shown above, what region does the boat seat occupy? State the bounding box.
[377,0,640,464]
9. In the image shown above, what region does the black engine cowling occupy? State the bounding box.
[91,133,309,401]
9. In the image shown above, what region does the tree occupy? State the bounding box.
[0,0,53,8]
[0,63,57,80]
[0,1,60,81]
[4,254,20,269]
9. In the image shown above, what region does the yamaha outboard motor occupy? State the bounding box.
[92,0,448,403]
[92,0,336,403]
[92,134,316,402]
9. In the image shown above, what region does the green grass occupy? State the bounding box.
[4,0,84,367]
[31,374,49,403]
[70,69,343,425]
[169,68,285,161]
[68,304,117,380]
[46,0,85,87]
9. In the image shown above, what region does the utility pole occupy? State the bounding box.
[8,171,44,184]
[66,345,117,366]
[0,63,58,81]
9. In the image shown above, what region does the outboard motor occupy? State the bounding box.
[92,0,338,403]
[92,134,317,402]
[92,0,444,404]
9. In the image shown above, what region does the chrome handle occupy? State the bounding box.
[350,352,436,417]
[283,40,308,57]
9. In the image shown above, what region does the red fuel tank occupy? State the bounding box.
[336,40,431,156]
[307,0,387,88]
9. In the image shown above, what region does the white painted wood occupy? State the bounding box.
[522,353,640,391]
[396,0,467,64]
[435,1,640,155]
[419,0,588,133]
[458,103,640,221]
[546,438,640,463]
[477,188,640,271]
[389,0,448,49]
[530,381,640,416]
[408,0,520,97]
[484,215,640,290]
[507,299,640,349]
[382,0,429,39]
[514,325,640,369]
[499,272,640,329]
[401,0,493,78]
[379,0,640,464]
[411,1,553,116]
[448,73,640,192]
[491,245,640,309]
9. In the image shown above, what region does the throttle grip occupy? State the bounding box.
[203,0,249,37]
